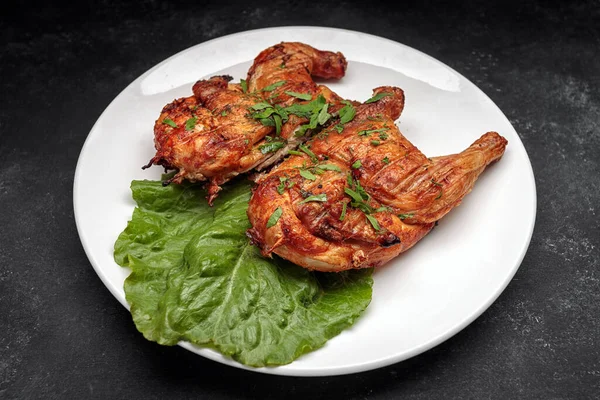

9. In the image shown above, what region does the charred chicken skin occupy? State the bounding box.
[247,87,508,272]
[144,43,348,204]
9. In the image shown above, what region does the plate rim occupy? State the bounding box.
[73,25,537,377]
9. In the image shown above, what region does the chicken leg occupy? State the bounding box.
[247,87,508,271]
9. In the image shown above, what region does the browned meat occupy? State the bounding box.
[144,43,349,204]
[246,87,508,271]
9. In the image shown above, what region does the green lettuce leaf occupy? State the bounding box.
[114,178,373,367]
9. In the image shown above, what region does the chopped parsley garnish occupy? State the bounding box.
[317,103,331,125]
[364,92,393,104]
[258,140,286,154]
[277,177,288,195]
[162,118,178,128]
[346,172,353,186]
[370,140,380,146]
[184,117,197,131]
[357,127,389,137]
[344,187,374,214]
[382,156,390,164]
[317,164,341,172]
[250,102,273,110]
[262,80,287,92]
[351,160,362,169]
[221,110,228,117]
[344,187,364,203]
[299,169,317,181]
[431,179,443,199]
[249,94,333,138]
[335,124,344,133]
[299,194,327,204]
[339,202,348,221]
[266,207,283,228]
[344,172,390,232]
[288,150,304,156]
[379,132,389,140]
[338,102,356,124]
[299,144,318,163]
[365,214,381,231]
[398,213,414,220]
[273,113,282,135]
[284,91,312,100]
[240,79,248,93]
[367,114,385,122]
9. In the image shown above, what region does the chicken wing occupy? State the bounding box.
[144,43,348,204]
[247,87,508,271]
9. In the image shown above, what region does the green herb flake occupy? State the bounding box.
[317,103,331,125]
[299,169,317,181]
[184,117,198,131]
[344,187,364,203]
[240,79,248,93]
[262,80,287,92]
[162,118,178,128]
[267,206,283,228]
[365,214,381,231]
[351,160,362,169]
[299,193,327,204]
[284,91,312,100]
[299,144,318,163]
[259,140,286,154]
[382,156,390,164]
[317,164,341,172]
[370,140,380,146]
[277,177,288,195]
[398,213,414,220]
[346,172,353,187]
[251,102,273,111]
[364,92,393,104]
[431,179,443,199]
[339,202,348,221]
[221,110,228,117]
[358,127,389,137]
[338,103,356,124]
[288,150,304,157]
[273,114,283,135]
[335,124,344,133]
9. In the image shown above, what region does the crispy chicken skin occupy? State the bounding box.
[247,87,508,272]
[145,43,348,204]
[247,41,347,104]
[145,76,269,203]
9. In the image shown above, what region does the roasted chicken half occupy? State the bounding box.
[144,42,348,204]
[247,87,508,272]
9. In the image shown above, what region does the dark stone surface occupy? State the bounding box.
[1,0,599,398]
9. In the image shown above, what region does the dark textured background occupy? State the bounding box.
[1,0,599,398]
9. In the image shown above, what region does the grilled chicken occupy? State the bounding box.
[144,43,348,204]
[246,87,508,272]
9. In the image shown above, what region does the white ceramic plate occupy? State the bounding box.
[73,27,536,377]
